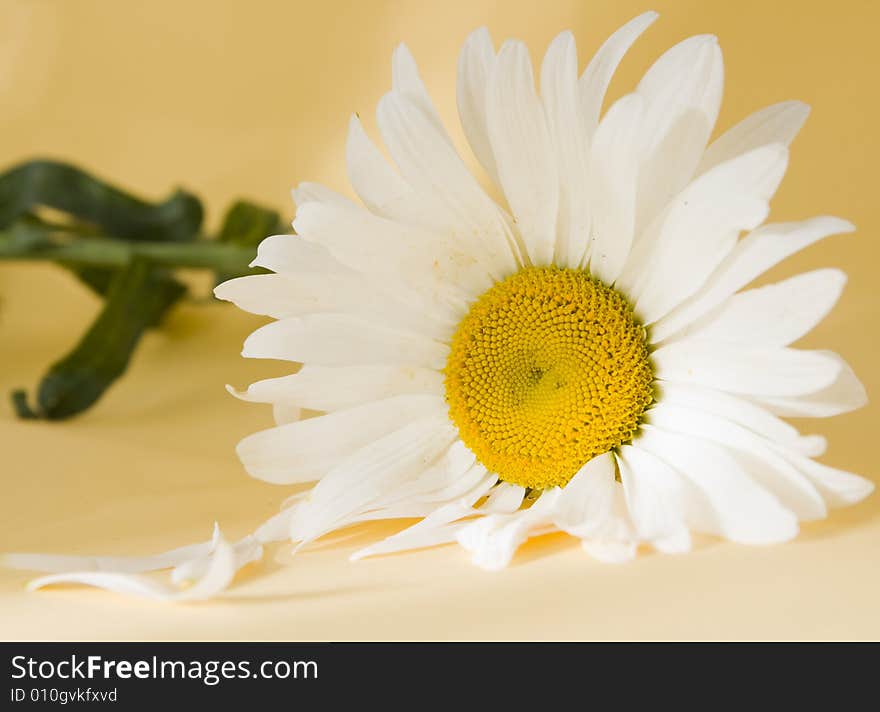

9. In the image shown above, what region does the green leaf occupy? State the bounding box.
[214,199,285,283]
[0,160,203,297]
[0,160,203,242]
[61,265,117,297]
[10,390,39,419]
[12,257,186,420]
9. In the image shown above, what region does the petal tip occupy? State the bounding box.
[856,478,876,502]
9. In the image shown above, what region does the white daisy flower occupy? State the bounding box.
[215,10,872,570]
[8,11,872,597]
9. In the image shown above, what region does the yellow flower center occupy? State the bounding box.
[444,266,654,490]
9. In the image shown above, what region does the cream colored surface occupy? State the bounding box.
[1,0,878,640]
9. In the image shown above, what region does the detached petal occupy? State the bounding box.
[24,529,242,603]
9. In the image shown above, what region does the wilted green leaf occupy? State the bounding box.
[0,160,203,297]
[0,159,203,241]
[12,257,186,420]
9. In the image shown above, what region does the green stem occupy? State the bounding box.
[0,227,257,274]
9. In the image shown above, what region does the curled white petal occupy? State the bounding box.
[24,529,241,603]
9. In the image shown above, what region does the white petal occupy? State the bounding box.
[345,114,410,215]
[551,452,617,537]
[586,93,643,282]
[624,144,788,324]
[251,227,444,339]
[357,440,480,509]
[354,522,464,559]
[657,381,825,456]
[551,456,635,560]
[651,216,855,341]
[310,495,454,525]
[770,447,875,508]
[250,233,345,275]
[303,416,456,511]
[678,268,847,346]
[635,33,723,152]
[634,111,713,237]
[579,516,636,561]
[654,340,842,397]
[293,199,477,319]
[456,491,559,571]
[4,526,219,574]
[236,394,445,484]
[291,415,457,543]
[647,403,826,520]
[26,529,239,602]
[391,43,445,133]
[215,272,445,338]
[171,535,263,585]
[754,352,867,417]
[242,313,449,370]
[215,273,325,318]
[699,101,810,175]
[579,11,658,136]
[292,181,355,209]
[541,31,591,268]
[254,506,299,544]
[457,27,500,184]
[636,426,799,544]
[454,515,524,571]
[487,40,558,265]
[376,91,518,280]
[352,518,463,560]
[617,445,691,553]
[272,403,301,425]
[634,35,724,233]
[351,468,497,560]
[228,364,443,412]
[482,482,525,513]
[347,120,510,269]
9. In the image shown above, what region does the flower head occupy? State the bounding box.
[214,11,872,569]
[9,12,872,599]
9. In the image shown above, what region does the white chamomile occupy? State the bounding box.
[9,12,871,599]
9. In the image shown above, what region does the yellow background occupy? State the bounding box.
[1,0,878,640]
